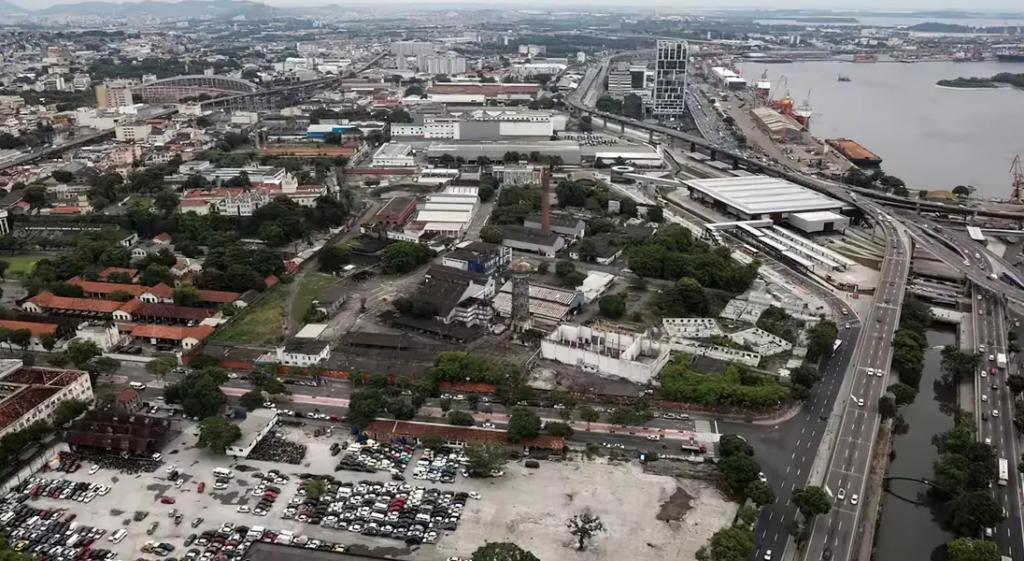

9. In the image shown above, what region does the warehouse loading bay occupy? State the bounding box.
[8,424,737,561]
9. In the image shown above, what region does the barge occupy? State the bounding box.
[825,138,883,167]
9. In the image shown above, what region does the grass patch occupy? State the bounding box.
[2,255,47,280]
[210,286,287,345]
[290,273,341,332]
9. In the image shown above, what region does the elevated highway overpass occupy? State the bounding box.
[565,78,1024,222]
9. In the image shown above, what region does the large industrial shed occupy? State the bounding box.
[684,176,850,232]
[426,141,582,165]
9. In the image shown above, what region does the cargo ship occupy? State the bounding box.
[854,54,878,63]
[826,138,883,167]
[996,50,1024,62]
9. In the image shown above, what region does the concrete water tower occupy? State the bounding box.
[509,257,534,332]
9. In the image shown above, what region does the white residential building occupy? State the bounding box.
[0,361,95,439]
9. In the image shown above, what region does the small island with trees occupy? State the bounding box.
[936,72,1024,89]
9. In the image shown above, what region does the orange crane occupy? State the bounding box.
[1011,155,1024,204]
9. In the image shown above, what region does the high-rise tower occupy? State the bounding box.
[653,40,688,120]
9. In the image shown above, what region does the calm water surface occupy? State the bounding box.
[873,329,957,561]
[735,60,1024,199]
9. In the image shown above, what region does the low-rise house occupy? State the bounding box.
[276,339,331,368]
[500,227,565,258]
[0,320,60,351]
[130,324,215,350]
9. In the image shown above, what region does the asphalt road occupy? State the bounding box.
[804,215,910,561]
[747,319,861,561]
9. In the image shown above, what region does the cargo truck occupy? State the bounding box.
[682,440,707,454]
[998,353,1008,369]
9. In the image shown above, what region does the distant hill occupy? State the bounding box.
[39,0,273,17]
[0,0,27,13]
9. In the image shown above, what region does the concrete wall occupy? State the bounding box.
[0,441,70,496]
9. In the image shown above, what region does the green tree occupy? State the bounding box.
[88,356,122,378]
[718,435,754,458]
[465,442,508,475]
[946,538,999,561]
[946,491,1005,536]
[345,389,386,431]
[381,241,433,275]
[792,486,832,520]
[145,357,178,381]
[53,399,89,426]
[806,320,839,362]
[951,185,972,198]
[173,285,202,307]
[647,206,664,223]
[888,382,918,406]
[66,339,102,369]
[140,264,173,287]
[163,368,228,419]
[386,399,416,420]
[745,480,775,507]
[697,525,755,561]
[471,542,540,561]
[879,395,898,420]
[448,410,476,426]
[543,421,574,438]
[52,170,75,183]
[422,435,445,450]
[598,294,626,319]
[566,512,605,551]
[196,416,242,454]
[239,390,264,411]
[717,454,762,496]
[507,407,542,442]
[579,406,600,429]
[480,224,503,244]
[23,185,48,211]
[439,397,452,413]
[305,479,328,499]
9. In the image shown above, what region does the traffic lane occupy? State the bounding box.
[748,326,861,559]
[993,310,1024,559]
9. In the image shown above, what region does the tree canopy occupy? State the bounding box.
[628,225,759,293]
[471,542,540,561]
[658,355,788,410]
[163,368,228,419]
[196,416,242,454]
[507,407,542,442]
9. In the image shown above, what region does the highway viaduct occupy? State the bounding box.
[563,96,1024,223]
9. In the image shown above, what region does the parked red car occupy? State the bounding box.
[197,482,205,493]
[159,496,176,504]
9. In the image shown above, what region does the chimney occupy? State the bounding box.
[541,168,551,234]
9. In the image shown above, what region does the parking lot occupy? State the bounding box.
[0,422,736,561]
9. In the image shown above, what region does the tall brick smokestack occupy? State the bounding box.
[541,168,551,234]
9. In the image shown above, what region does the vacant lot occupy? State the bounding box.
[3,254,46,280]
[440,459,738,561]
[289,272,340,332]
[209,286,286,345]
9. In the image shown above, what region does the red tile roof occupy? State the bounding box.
[365,420,564,450]
[28,292,124,314]
[198,289,240,304]
[117,299,143,314]
[265,275,280,289]
[131,324,215,341]
[145,283,174,299]
[67,277,147,297]
[131,303,213,322]
[0,320,58,337]
[117,388,138,403]
[153,233,172,243]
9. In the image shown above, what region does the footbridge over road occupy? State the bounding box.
[564,91,1024,222]
[882,477,945,506]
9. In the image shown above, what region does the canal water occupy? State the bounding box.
[734,60,1024,199]
[874,327,958,561]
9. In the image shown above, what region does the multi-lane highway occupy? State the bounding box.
[749,318,860,561]
[804,215,910,561]
[973,284,1024,559]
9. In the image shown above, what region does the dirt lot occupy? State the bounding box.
[438,458,738,561]
[20,425,735,561]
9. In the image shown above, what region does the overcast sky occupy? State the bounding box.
[15,0,1024,15]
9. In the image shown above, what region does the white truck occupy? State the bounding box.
[997,353,1008,369]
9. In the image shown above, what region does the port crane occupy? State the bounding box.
[1011,155,1024,205]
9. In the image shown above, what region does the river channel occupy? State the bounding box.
[734,60,1024,199]
[873,327,957,561]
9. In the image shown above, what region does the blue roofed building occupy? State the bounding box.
[305,121,389,141]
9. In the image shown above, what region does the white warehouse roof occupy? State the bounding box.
[414,210,472,223]
[423,203,476,212]
[684,176,846,216]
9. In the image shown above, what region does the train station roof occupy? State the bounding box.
[683,176,847,216]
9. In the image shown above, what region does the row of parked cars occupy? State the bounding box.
[0,499,117,561]
[195,523,349,560]
[334,440,413,475]
[412,447,468,483]
[20,477,112,503]
[286,476,476,545]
